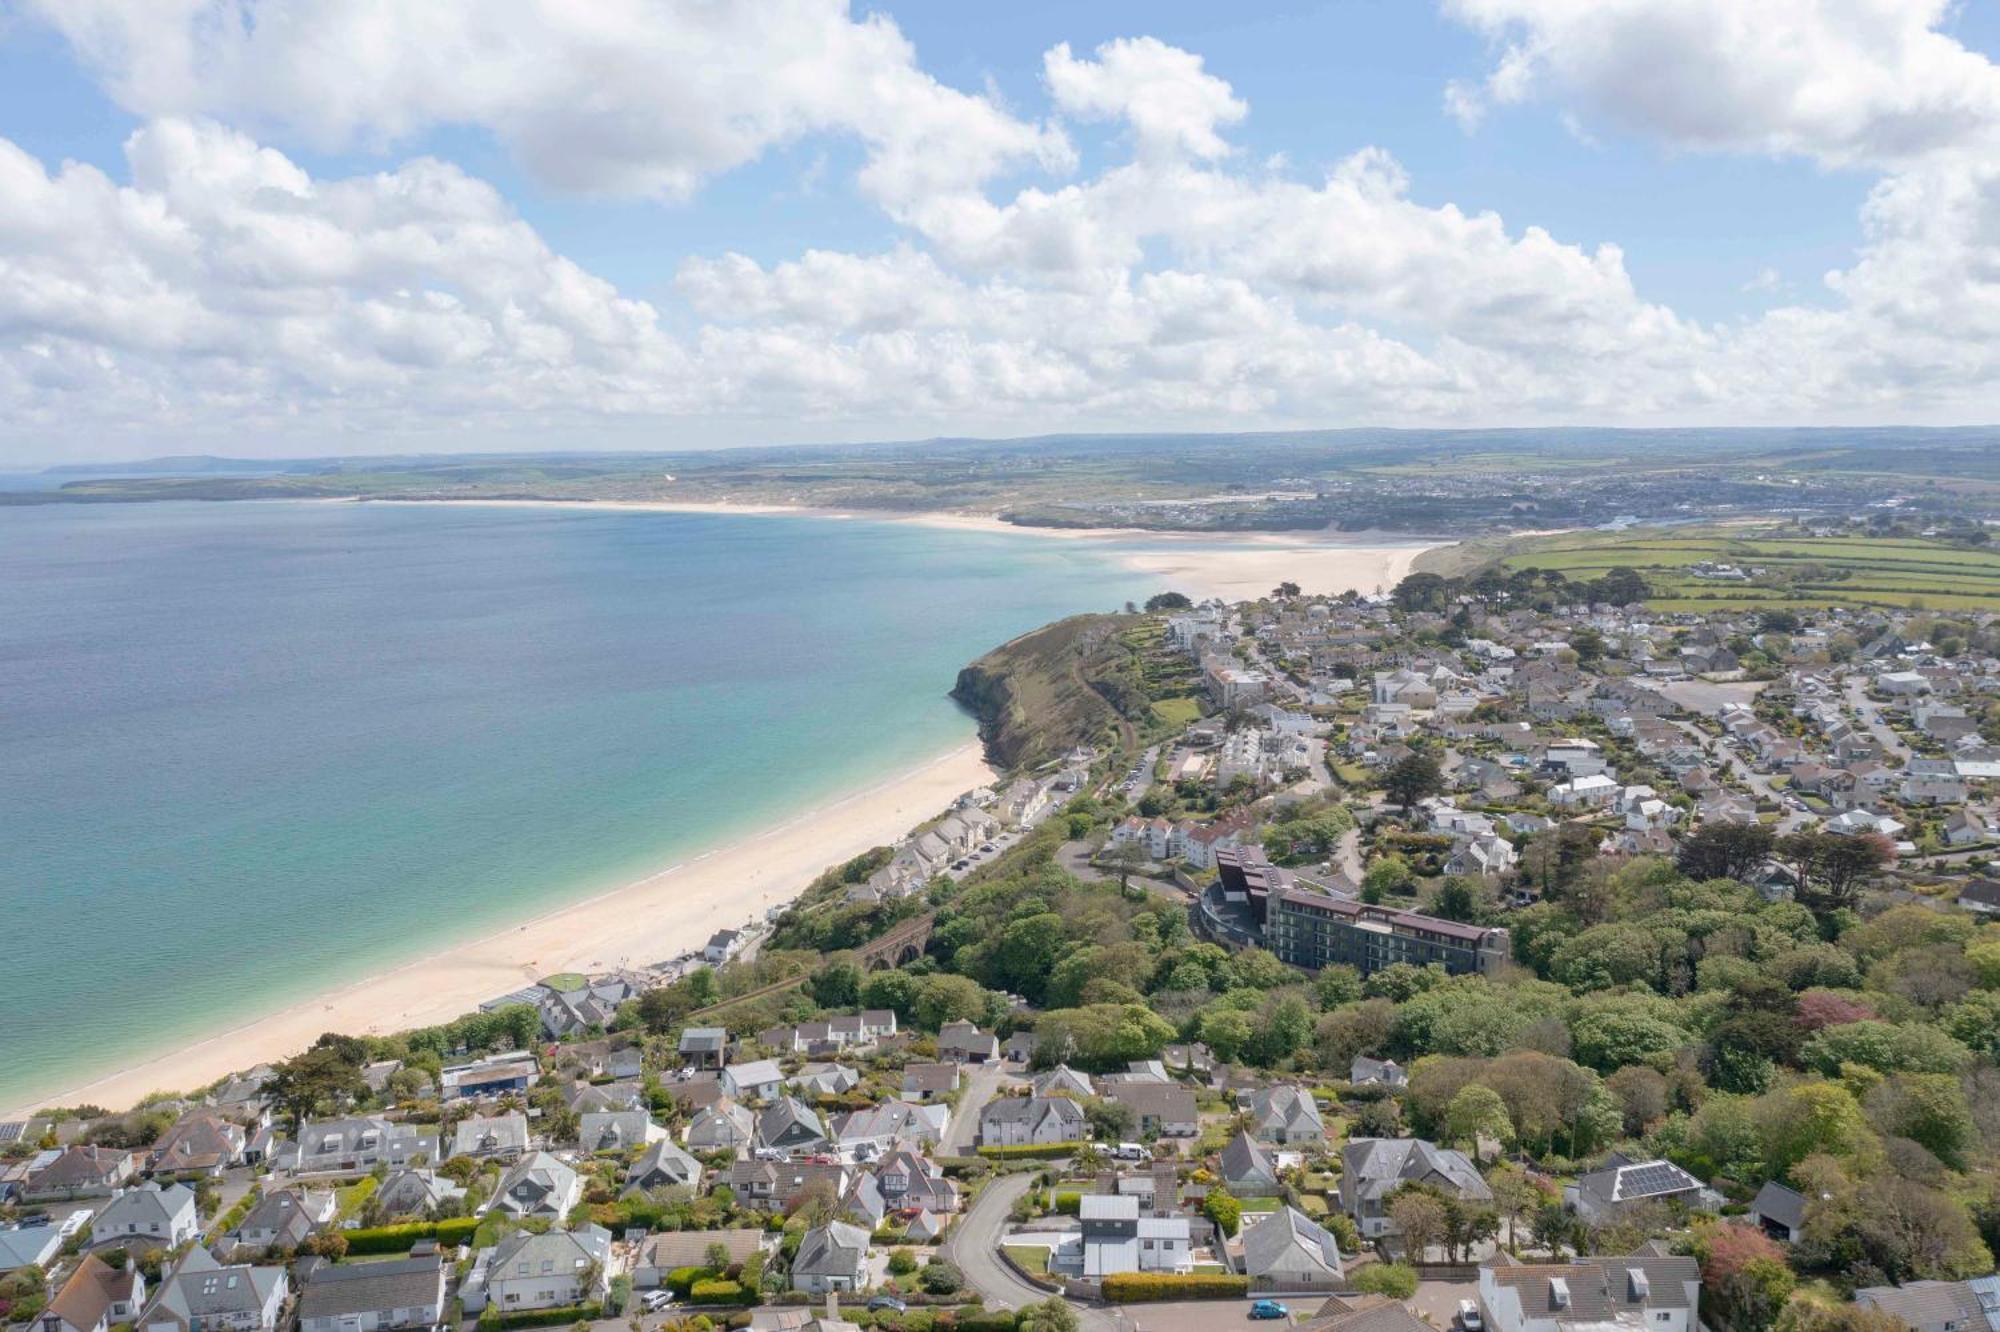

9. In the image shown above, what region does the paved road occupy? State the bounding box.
[943,1059,1013,1157]
[1844,677,1915,761]
[1669,720,1814,833]
[946,1172,1118,1332]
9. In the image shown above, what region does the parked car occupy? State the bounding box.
[1458,1301,1483,1331]
[868,1298,908,1313]
[1250,1301,1289,1321]
[643,1292,675,1312]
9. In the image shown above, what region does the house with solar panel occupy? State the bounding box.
[1564,1157,1716,1225]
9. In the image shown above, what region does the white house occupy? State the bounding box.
[1479,1253,1699,1332]
[1079,1196,1191,1278]
[1240,1206,1343,1287]
[476,1226,611,1313]
[1549,774,1620,809]
[90,1185,199,1251]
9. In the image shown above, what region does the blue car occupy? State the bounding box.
[1250,1301,1289,1320]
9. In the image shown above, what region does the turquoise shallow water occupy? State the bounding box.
[0,501,1161,1110]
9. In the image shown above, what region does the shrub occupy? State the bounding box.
[1352,1265,1418,1300]
[889,1249,920,1276]
[919,1261,964,1295]
[477,1304,601,1330]
[977,1142,1087,1161]
[1101,1274,1250,1303]
[666,1267,713,1297]
[343,1218,480,1255]
[690,1280,757,1306]
[1051,1192,1083,1216]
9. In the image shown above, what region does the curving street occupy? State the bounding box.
[945,1171,1121,1332]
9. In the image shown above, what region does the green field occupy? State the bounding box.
[1498,531,2000,612]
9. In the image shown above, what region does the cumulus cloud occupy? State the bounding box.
[25,0,1073,212]
[5,1,2000,458]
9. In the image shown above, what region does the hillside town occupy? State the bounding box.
[9,579,2000,1332]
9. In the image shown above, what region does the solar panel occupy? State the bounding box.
[1621,1163,1691,1197]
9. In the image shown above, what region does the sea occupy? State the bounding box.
[0,499,1167,1112]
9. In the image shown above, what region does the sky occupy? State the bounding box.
[2,1,1999,464]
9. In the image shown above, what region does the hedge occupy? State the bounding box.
[976,1142,1086,1161]
[689,1279,756,1306]
[666,1267,711,1297]
[344,1218,480,1254]
[1102,1274,1250,1303]
[1051,1192,1082,1216]
[476,1303,601,1329]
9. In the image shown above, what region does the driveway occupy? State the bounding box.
[946,1172,1117,1331]
[1669,721,1813,832]
[943,1060,1012,1157]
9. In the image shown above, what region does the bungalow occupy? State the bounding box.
[900,1064,959,1101]
[791,1221,870,1294]
[1241,1206,1344,1287]
[788,1064,861,1098]
[140,1249,288,1332]
[1855,1281,1990,1332]
[633,1229,766,1289]
[90,1184,199,1251]
[684,1101,755,1151]
[232,1188,336,1251]
[830,1102,948,1155]
[298,1255,445,1332]
[578,1110,663,1154]
[1104,1083,1198,1139]
[625,1139,703,1195]
[0,1225,61,1274]
[1245,1086,1325,1146]
[1566,1158,1713,1225]
[478,1226,611,1313]
[26,1146,133,1200]
[374,1169,465,1217]
[41,1253,145,1332]
[1220,1132,1280,1195]
[1031,1066,1095,1099]
[1956,880,2000,915]
[149,1112,245,1178]
[722,1059,786,1102]
[492,1152,581,1219]
[1944,810,1990,848]
[755,1098,827,1154]
[937,1022,999,1064]
[1349,1056,1407,1088]
[703,929,744,965]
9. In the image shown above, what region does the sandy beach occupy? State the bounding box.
[6,741,994,1119]
[380,497,1446,602]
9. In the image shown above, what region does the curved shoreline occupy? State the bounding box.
[372,497,1446,602]
[5,740,994,1119]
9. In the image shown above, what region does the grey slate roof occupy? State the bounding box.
[1857,1281,1986,1330]
[1483,1254,1698,1320]
[1242,1205,1342,1278]
[1341,1138,1491,1205]
[793,1220,869,1278]
[1220,1131,1277,1189]
[298,1255,443,1321]
[1750,1181,1806,1232]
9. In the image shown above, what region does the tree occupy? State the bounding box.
[1144,592,1193,613]
[1863,1074,1975,1168]
[1446,1084,1515,1154]
[1779,831,1894,914]
[808,960,861,1009]
[1204,1189,1242,1237]
[1383,754,1445,813]
[1110,840,1151,900]
[1698,1224,1797,1332]
[1387,1188,1449,1261]
[262,1045,367,1132]
[1486,1163,1541,1250]
[1530,1201,1584,1261]
[1605,1066,1669,1136]
[1272,581,1302,600]
[1677,823,1776,883]
[1431,877,1481,924]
